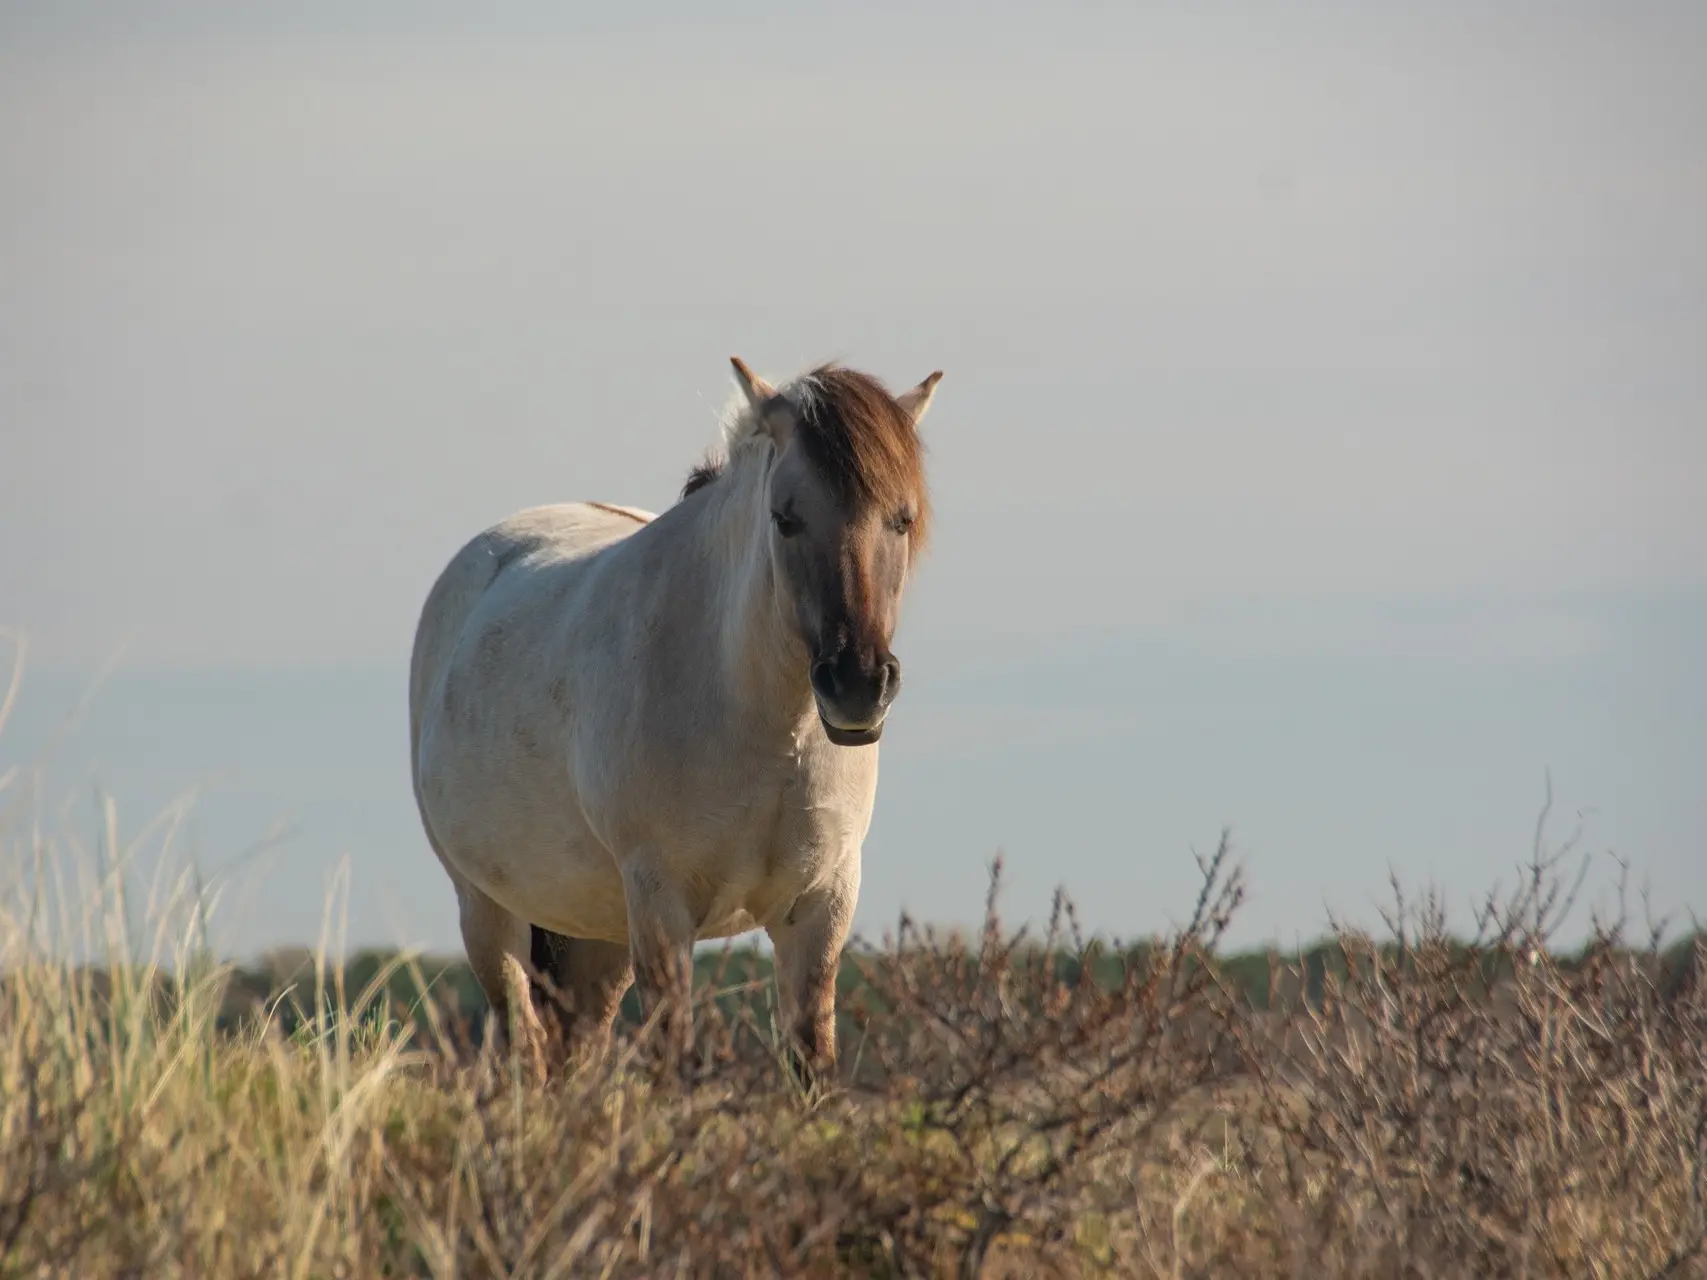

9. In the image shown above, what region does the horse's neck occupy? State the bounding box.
[695,453,814,735]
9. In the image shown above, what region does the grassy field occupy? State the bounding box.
[3,796,1703,1280]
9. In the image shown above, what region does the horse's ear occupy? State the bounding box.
[896,371,943,427]
[729,357,776,412]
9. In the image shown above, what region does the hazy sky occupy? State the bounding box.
[3,3,1704,957]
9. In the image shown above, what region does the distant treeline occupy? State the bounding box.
[189,931,1704,1046]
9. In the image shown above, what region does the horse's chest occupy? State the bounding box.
[700,758,854,859]
[568,715,876,931]
[691,754,873,924]
[760,788,852,877]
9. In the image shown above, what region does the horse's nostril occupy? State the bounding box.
[879,656,902,700]
[810,659,838,699]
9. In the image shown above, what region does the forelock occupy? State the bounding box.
[782,365,931,546]
[680,364,934,555]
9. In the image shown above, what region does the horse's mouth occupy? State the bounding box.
[819,714,884,747]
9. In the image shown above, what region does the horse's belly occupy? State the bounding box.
[479,840,632,942]
[418,749,633,943]
[448,821,632,942]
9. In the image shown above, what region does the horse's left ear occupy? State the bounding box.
[896,371,943,426]
[729,356,776,412]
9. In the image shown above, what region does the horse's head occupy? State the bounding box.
[730,357,940,747]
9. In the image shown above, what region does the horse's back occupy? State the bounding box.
[410,503,644,695]
[408,502,652,787]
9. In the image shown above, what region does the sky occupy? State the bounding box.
[2,2,1704,959]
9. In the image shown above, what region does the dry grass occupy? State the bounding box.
[1,839,1702,1278]
[0,662,1703,1275]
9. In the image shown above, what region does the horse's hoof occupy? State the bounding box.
[784,1047,836,1099]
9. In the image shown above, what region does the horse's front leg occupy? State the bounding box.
[766,877,857,1090]
[620,849,698,1078]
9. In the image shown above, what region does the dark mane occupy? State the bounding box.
[677,364,930,547]
[680,458,722,499]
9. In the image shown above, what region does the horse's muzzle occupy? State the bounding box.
[810,646,900,748]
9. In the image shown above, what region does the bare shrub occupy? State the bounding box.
[0,782,1702,1277]
[1229,794,1707,1279]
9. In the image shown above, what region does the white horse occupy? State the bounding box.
[409,358,941,1079]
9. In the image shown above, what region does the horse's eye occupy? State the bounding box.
[891,510,915,535]
[771,510,804,538]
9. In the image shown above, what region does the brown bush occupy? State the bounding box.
[1,822,1703,1278]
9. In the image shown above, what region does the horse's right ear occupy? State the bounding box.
[896,371,943,427]
[729,357,776,412]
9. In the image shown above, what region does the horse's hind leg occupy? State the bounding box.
[454,877,551,1080]
[529,927,633,1064]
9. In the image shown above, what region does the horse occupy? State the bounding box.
[408,357,942,1081]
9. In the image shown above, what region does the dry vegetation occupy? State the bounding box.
[0,660,1703,1275]
[2,829,1702,1279]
